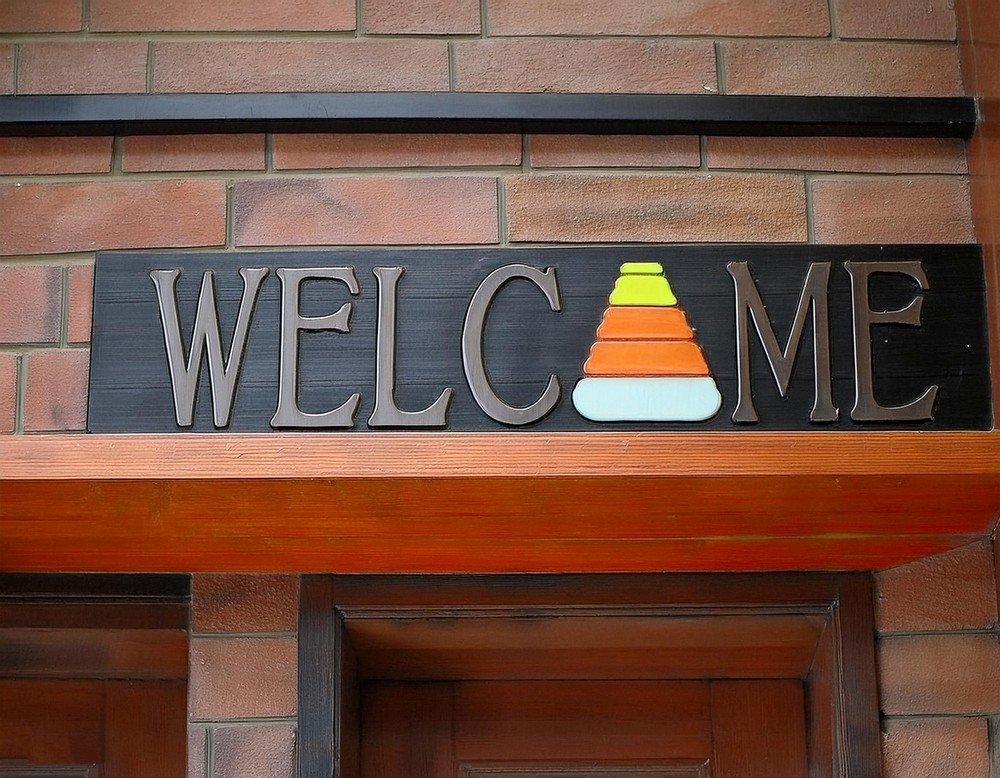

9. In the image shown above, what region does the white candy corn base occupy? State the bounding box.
[572,376,723,422]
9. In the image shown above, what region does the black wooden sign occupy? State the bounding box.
[88,245,992,432]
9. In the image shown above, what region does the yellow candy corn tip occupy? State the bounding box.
[619,262,663,275]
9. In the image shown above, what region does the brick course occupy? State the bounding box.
[123,135,266,173]
[273,133,522,169]
[90,0,355,32]
[0,137,114,176]
[529,135,701,169]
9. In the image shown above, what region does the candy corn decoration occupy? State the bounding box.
[572,262,723,422]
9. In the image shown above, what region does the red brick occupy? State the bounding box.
[67,264,93,344]
[0,181,226,256]
[882,718,989,777]
[0,0,81,31]
[192,575,298,634]
[24,348,89,432]
[189,637,297,720]
[723,41,963,96]
[123,135,265,173]
[877,542,998,633]
[0,137,113,175]
[837,0,956,40]
[506,173,807,243]
[212,724,295,778]
[152,41,448,93]
[0,45,14,95]
[879,634,1000,714]
[489,0,829,36]
[706,137,968,174]
[91,0,354,31]
[454,39,716,94]
[0,353,16,434]
[811,177,974,243]
[234,177,498,246]
[365,0,479,33]
[187,727,207,778]
[18,42,148,95]
[530,135,700,168]
[273,133,521,169]
[0,265,62,344]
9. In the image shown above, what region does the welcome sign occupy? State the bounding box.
[88,246,992,432]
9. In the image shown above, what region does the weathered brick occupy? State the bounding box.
[24,348,89,432]
[187,727,207,778]
[836,0,956,40]
[882,718,989,777]
[91,0,354,31]
[0,0,81,31]
[192,575,298,634]
[189,637,297,720]
[234,177,498,246]
[489,0,829,36]
[273,133,521,169]
[706,137,968,174]
[18,42,149,95]
[506,173,807,242]
[877,541,998,633]
[811,177,974,243]
[365,0,479,34]
[530,135,701,168]
[123,135,265,172]
[0,137,113,175]
[212,724,296,778]
[0,265,62,344]
[67,264,94,344]
[0,181,226,256]
[0,353,16,434]
[723,41,963,96]
[879,634,1000,714]
[454,39,716,93]
[152,41,448,93]
[0,46,12,94]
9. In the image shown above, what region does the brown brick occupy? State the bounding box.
[18,42,149,95]
[506,173,807,243]
[273,133,521,170]
[877,542,998,633]
[530,135,701,168]
[837,0,956,40]
[0,353,16,434]
[706,137,968,174]
[879,634,1000,714]
[0,265,62,344]
[882,718,989,777]
[189,637,297,720]
[0,137,113,175]
[152,41,448,93]
[123,135,265,173]
[723,41,963,96]
[234,177,498,246]
[67,264,94,344]
[192,575,298,634]
[454,39,716,93]
[489,0,828,36]
[0,46,12,94]
[212,724,295,778]
[187,727,207,778]
[365,0,479,33]
[91,0,354,31]
[0,181,226,256]
[24,348,89,432]
[0,0,81,31]
[812,177,974,243]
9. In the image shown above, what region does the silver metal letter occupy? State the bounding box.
[270,267,361,428]
[462,264,562,426]
[150,267,267,428]
[727,261,838,424]
[845,260,938,422]
[368,266,453,428]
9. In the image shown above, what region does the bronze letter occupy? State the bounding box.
[271,267,361,428]
[727,261,837,424]
[845,260,937,422]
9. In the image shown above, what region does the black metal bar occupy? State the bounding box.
[0,92,977,138]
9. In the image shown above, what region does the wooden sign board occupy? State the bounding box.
[88,245,992,432]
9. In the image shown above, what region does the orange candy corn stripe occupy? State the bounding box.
[583,340,710,377]
[596,306,693,341]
